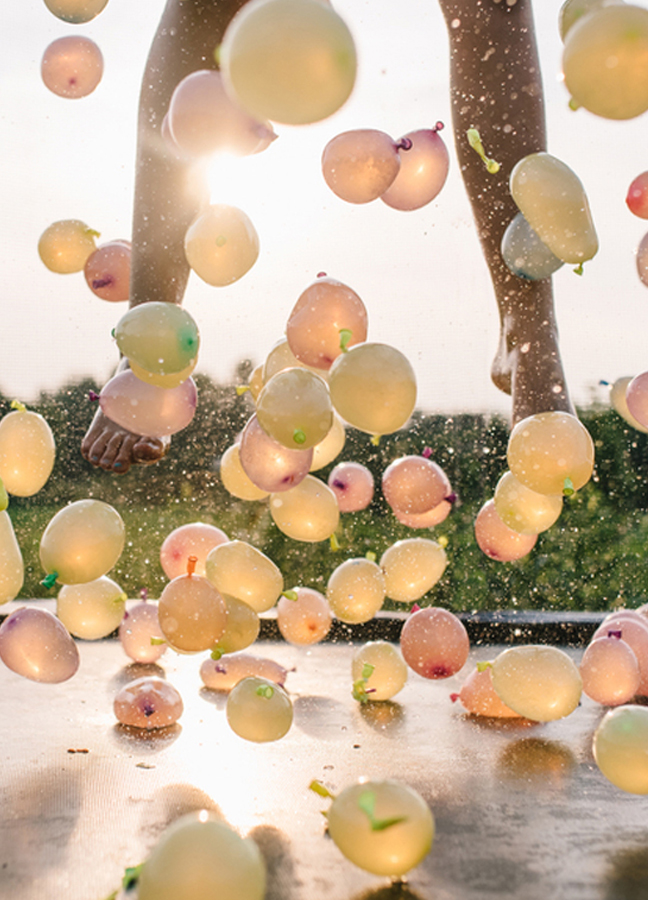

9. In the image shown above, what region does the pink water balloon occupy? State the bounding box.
[160,522,229,580]
[239,414,313,492]
[381,126,449,211]
[99,370,197,437]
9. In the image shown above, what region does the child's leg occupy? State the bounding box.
[437,0,574,425]
[82,0,247,473]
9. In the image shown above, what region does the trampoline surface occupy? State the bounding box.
[1,617,647,900]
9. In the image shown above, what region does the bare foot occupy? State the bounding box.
[81,405,170,474]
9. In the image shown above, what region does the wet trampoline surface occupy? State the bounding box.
[1,627,647,900]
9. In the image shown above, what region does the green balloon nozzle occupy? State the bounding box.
[41,572,59,589]
[293,429,306,445]
[10,400,27,413]
[339,329,353,352]
[467,127,500,174]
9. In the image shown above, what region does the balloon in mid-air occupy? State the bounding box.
[114,302,200,378]
[0,511,24,605]
[0,404,55,497]
[40,499,125,585]
[219,0,357,125]
[184,204,259,286]
[99,370,197,437]
[41,35,104,99]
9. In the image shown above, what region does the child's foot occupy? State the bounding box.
[81,407,170,474]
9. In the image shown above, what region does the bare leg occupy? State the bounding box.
[82,0,247,473]
[437,0,574,425]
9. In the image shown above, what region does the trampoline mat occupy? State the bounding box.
[0,634,646,900]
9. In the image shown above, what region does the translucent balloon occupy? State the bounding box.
[286,276,368,370]
[262,338,316,382]
[507,411,595,496]
[510,153,598,265]
[400,607,469,679]
[563,4,648,120]
[382,455,451,516]
[40,499,125,585]
[114,676,183,729]
[137,811,266,900]
[381,127,449,211]
[394,500,453,529]
[501,212,564,281]
[270,475,340,542]
[226,675,293,742]
[493,470,563,535]
[380,538,447,603]
[321,130,400,204]
[474,499,537,562]
[168,69,274,158]
[592,612,648,696]
[200,653,288,691]
[310,413,345,471]
[256,368,333,450]
[220,443,271,501]
[57,576,126,640]
[491,645,582,721]
[43,0,109,23]
[160,522,229,581]
[119,601,167,664]
[326,558,386,624]
[580,634,640,705]
[99,370,197,437]
[83,239,130,302]
[158,571,227,653]
[636,232,648,288]
[328,461,374,512]
[41,36,103,99]
[0,511,23,605]
[212,595,260,656]
[0,608,79,683]
[247,364,265,400]
[451,666,521,718]
[205,540,283,613]
[38,218,98,273]
[114,302,200,377]
[558,0,624,41]
[0,406,55,496]
[328,343,417,436]
[184,204,259,286]
[626,171,648,219]
[276,586,332,645]
[239,414,313,493]
[606,376,648,433]
[220,0,357,125]
[594,705,648,793]
[351,641,408,701]
[129,358,197,389]
[326,781,434,877]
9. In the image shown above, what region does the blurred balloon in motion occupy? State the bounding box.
[220,0,357,125]
[115,302,200,378]
[321,129,400,204]
[99,370,197,437]
[501,212,564,281]
[0,608,79,683]
[593,705,648,793]
[0,403,55,497]
[43,0,109,23]
[38,218,99,273]
[510,153,598,266]
[636,232,648,288]
[562,4,648,120]
[168,69,275,158]
[185,204,259,286]
[626,171,648,219]
[41,35,103,99]
[606,376,648,432]
[40,499,125,585]
[381,126,449,211]
[83,239,131,302]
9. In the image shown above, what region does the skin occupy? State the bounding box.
[83,0,569,472]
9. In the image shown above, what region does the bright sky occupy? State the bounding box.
[3,0,648,419]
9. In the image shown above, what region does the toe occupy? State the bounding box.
[99,433,128,472]
[112,434,140,474]
[133,435,170,464]
[84,432,112,466]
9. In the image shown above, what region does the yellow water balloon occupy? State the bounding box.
[0,511,24,604]
[40,499,125,585]
[205,540,283,613]
[270,475,339,542]
[0,404,55,497]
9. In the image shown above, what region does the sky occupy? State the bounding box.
[3,0,648,420]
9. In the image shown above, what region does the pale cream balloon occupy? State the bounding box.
[491,645,582,722]
[57,576,126,640]
[327,557,385,623]
[0,407,55,497]
[270,475,339,542]
[212,595,261,655]
[493,471,563,535]
[205,540,283,613]
[40,499,125,585]
[0,511,24,604]
[310,413,345,471]
[351,640,408,701]
[220,444,270,501]
[380,538,447,603]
